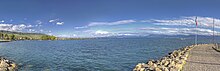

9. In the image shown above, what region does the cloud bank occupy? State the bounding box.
[73,16,220,37]
[139,27,217,35]
[142,16,220,28]
[74,20,136,29]
[0,23,33,32]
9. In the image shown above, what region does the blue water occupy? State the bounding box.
[0,36,218,71]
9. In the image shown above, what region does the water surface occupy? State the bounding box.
[0,36,218,71]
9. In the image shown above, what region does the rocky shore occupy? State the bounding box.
[133,44,198,71]
[0,57,17,71]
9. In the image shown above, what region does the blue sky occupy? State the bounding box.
[0,0,220,37]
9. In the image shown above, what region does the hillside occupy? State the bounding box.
[0,30,56,40]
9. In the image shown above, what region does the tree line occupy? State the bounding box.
[0,33,57,40]
[40,35,56,40]
[0,33,16,40]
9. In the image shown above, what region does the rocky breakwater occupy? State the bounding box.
[133,45,196,71]
[0,57,17,71]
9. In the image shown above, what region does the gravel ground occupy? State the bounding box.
[183,44,220,71]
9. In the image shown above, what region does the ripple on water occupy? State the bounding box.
[0,37,218,71]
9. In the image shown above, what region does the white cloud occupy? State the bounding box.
[35,21,42,27]
[11,24,26,31]
[95,30,109,35]
[0,23,33,32]
[74,26,88,29]
[88,20,136,26]
[78,26,217,37]
[49,20,54,23]
[49,19,59,23]
[74,20,136,29]
[57,34,77,38]
[28,29,35,32]
[139,27,217,35]
[142,16,220,28]
[40,29,44,32]
[114,33,134,36]
[56,22,64,25]
[79,30,112,37]
[49,19,64,25]
[137,16,220,36]
[72,16,220,37]
[1,20,4,23]
[80,30,139,37]
[36,20,42,24]
[27,25,33,28]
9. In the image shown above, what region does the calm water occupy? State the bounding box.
[0,36,218,71]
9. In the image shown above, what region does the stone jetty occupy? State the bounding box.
[182,44,220,71]
[133,44,199,71]
[0,57,17,71]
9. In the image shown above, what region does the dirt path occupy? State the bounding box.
[183,44,220,71]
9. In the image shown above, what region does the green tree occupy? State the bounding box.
[4,34,9,40]
[9,34,15,40]
[0,33,3,39]
[41,35,56,40]
[50,36,56,40]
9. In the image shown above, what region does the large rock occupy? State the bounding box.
[154,67,162,71]
[0,58,17,71]
[0,68,7,71]
[133,63,146,71]
[0,60,9,68]
[133,45,196,71]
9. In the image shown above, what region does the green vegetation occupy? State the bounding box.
[0,30,57,41]
[0,30,89,41]
[40,35,57,40]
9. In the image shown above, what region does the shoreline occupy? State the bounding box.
[133,44,204,71]
[0,57,17,71]
[0,40,11,42]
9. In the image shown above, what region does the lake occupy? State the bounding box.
[0,36,218,71]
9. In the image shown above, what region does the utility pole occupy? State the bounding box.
[195,17,198,45]
[213,18,215,44]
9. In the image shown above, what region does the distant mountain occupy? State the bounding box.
[97,34,217,39]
